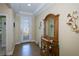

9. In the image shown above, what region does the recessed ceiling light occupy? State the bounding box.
[27,4,31,6]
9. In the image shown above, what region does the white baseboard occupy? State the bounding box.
[16,42,21,45]
[35,41,39,45]
[6,46,15,56]
[16,40,35,45]
[6,51,13,56]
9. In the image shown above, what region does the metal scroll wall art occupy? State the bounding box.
[67,11,79,33]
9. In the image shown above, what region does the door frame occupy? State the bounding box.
[20,16,34,43]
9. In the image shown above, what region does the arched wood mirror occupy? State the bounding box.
[41,14,59,56]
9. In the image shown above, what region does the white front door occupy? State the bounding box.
[20,16,32,43]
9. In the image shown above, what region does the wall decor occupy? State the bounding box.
[67,11,79,33]
[13,22,15,28]
[39,21,42,29]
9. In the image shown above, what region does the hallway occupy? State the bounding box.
[13,42,40,56]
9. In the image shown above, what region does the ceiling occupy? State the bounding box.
[9,3,45,15]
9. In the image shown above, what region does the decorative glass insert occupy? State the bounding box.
[46,17,54,37]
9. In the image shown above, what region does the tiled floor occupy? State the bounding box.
[13,42,41,56]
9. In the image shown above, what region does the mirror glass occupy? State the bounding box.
[46,17,54,37]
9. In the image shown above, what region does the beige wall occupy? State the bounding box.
[35,3,79,56]
[0,4,15,55]
[15,14,21,44]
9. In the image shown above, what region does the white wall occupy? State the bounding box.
[0,4,15,55]
[35,3,79,56]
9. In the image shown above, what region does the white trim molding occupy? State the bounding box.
[33,4,46,15]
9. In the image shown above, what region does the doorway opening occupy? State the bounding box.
[0,16,6,55]
[20,16,32,43]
